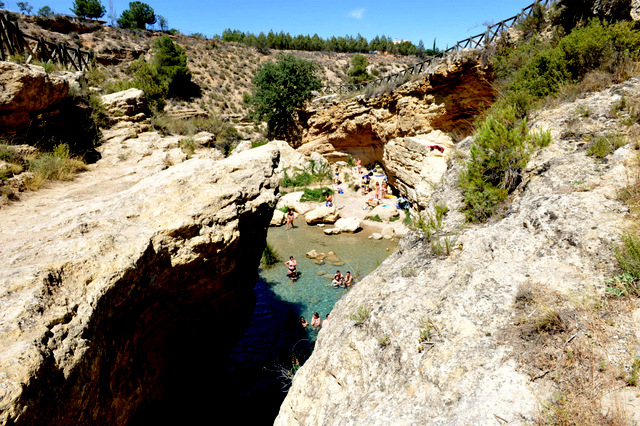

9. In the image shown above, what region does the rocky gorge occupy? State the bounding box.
[0,130,281,423]
[276,78,640,424]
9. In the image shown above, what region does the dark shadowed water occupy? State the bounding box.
[221,224,396,424]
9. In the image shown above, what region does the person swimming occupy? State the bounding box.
[300,316,308,328]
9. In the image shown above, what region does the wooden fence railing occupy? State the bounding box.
[0,12,93,71]
[320,0,550,96]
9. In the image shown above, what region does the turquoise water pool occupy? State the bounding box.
[260,223,397,333]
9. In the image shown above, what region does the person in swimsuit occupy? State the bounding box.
[300,316,308,328]
[311,312,321,329]
[344,271,354,287]
[286,209,295,230]
[286,256,297,278]
[331,270,343,286]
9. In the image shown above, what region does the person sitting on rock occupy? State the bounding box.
[332,270,343,286]
[344,271,354,287]
[325,193,333,207]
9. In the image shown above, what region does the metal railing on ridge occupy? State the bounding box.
[0,12,93,71]
[320,0,550,96]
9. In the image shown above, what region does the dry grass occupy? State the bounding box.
[507,282,636,425]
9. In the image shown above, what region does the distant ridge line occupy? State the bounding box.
[319,0,550,96]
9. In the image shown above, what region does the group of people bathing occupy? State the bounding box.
[331,270,354,288]
[300,312,329,330]
[286,256,355,289]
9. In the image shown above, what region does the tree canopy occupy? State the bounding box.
[117,1,155,29]
[250,53,322,143]
[348,54,372,84]
[70,0,105,19]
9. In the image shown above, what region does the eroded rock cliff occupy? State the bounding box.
[276,79,640,424]
[0,145,280,424]
[299,53,495,165]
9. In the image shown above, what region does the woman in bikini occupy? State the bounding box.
[311,312,321,329]
[286,256,297,278]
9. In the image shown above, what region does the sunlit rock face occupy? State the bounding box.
[0,146,280,425]
[299,53,495,165]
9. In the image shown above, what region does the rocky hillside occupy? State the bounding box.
[9,12,419,118]
[276,77,640,424]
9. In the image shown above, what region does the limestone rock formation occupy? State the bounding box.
[334,217,361,233]
[305,206,340,224]
[0,145,281,425]
[270,209,286,226]
[276,77,640,425]
[100,88,147,122]
[632,0,640,21]
[383,130,455,210]
[299,54,494,164]
[0,62,69,128]
[365,204,400,223]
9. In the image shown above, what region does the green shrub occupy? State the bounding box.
[262,243,280,267]
[281,164,329,188]
[369,214,382,222]
[586,133,627,159]
[347,305,370,326]
[26,144,87,189]
[299,187,333,202]
[615,232,640,282]
[179,137,197,157]
[89,93,110,128]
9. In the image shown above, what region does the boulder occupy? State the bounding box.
[100,88,147,120]
[383,130,455,210]
[304,206,340,224]
[323,228,340,235]
[335,217,361,233]
[366,204,400,222]
[232,140,252,155]
[370,233,383,240]
[633,0,640,21]
[0,62,68,128]
[306,250,319,258]
[381,226,395,239]
[276,192,314,214]
[270,209,286,226]
[193,131,215,145]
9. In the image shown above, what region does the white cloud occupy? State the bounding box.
[348,8,365,19]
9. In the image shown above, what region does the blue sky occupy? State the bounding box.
[5,0,534,49]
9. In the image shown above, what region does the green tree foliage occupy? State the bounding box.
[114,35,197,111]
[16,1,32,14]
[218,28,430,56]
[153,35,195,98]
[0,2,5,9]
[117,1,155,29]
[37,5,54,17]
[459,107,550,222]
[250,53,322,142]
[70,0,105,19]
[347,54,372,84]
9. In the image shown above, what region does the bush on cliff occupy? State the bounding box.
[460,106,550,222]
[462,18,640,222]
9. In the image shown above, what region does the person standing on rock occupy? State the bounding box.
[356,158,362,174]
[286,209,295,230]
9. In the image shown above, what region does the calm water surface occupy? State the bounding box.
[222,223,397,424]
